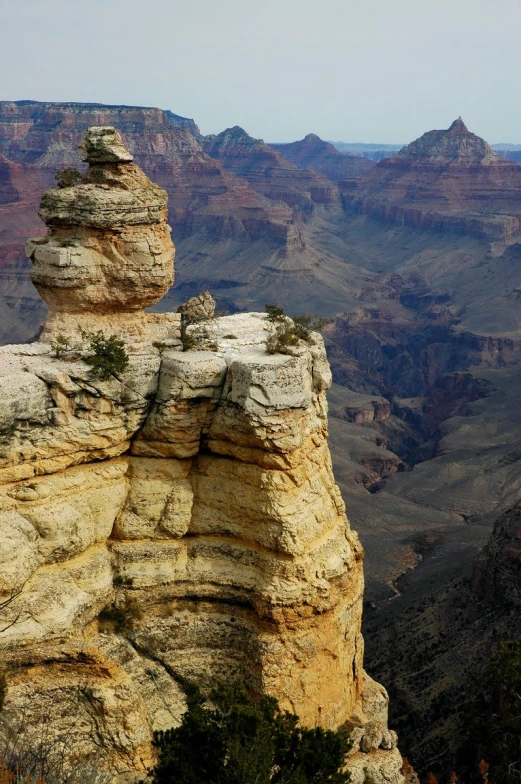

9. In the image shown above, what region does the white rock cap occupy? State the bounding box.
[78,126,134,164]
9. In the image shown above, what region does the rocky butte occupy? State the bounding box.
[340,117,521,241]
[0,127,407,783]
[270,134,375,181]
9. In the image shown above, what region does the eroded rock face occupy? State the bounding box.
[0,129,404,783]
[270,134,375,181]
[26,126,176,346]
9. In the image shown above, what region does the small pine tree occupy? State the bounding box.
[51,334,73,358]
[149,682,352,784]
[81,331,129,380]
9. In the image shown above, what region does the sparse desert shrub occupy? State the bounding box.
[55,168,82,188]
[265,303,328,355]
[81,331,129,380]
[51,334,73,359]
[0,699,111,784]
[149,681,352,784]
[181,331,198,351]
[292,314,329,339]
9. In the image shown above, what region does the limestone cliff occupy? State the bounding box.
[0,127,405,783]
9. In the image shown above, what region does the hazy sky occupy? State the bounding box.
[1,0,520,143]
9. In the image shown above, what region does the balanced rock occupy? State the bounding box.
[78,125,134,163]
[26,126,176,346]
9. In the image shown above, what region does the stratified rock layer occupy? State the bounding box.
[270,134,375,181]
[25,127,176,346]
[0,128,404,783]
[341,118,521,241]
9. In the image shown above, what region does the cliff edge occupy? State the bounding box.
[0,127,405,783]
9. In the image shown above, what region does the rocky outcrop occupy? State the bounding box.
[0,101,308,331]
[202,126,340,216]
[0,127,404,783]
[340,118,521,241]
[270,134,375,181]
[26,126,176,347]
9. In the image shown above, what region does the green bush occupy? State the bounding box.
[55,168,82,188]
[265,303,286,323]
[50,334,73,359]
[81,331,129,380]
[149,682,352,784]
[265,304,328,355]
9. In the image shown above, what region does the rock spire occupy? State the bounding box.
[26,126,175,345]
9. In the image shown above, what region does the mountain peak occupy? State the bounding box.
[448,117,469,133]
[394,118,497,164]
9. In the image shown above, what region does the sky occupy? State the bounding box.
[1,0,520,144]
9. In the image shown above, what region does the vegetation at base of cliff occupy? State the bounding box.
[81,331,129,380]
[422,641,521,784]
[0,732,111,784]
[55,168,83,188]
[148,682,352,784]
[463,641,521,783]
[265,303,328,354]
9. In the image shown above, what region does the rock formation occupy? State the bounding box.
[202,126,340,213]
[270,134,375,181]
[0,127,405,783]
[5,103,521,656]
[26,126,176,347]
[340,118,521,241]
[0,102,310,343]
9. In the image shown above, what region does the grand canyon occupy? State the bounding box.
[1,99,521,781]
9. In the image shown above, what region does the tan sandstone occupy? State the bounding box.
[0,128,405,784]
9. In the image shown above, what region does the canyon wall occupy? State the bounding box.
[0,127,405,783]
[340,118,521,242]
[270,134,375,181]
[365,501,521,777]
